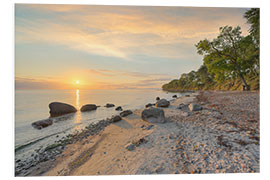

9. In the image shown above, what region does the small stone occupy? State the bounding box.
[145,103,154,108]
[120,110,133,117]
[125,143,135,151]
[105,103,115,108]
[115,106,123,111]
[145,125,154,130]
[111,115,122,122]
[189,103,202,111]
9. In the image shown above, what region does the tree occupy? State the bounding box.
[244,8,260,46]
[244,8,260,76]
[196,26,254,89]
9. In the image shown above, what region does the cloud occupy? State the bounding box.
[87,69,172,78]
[15,77,69,89]
[15,5,250,62]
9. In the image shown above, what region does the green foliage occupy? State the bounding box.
[162,8,259,92]
[244,8,260,46]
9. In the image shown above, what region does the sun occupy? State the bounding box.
[75,80,80,84]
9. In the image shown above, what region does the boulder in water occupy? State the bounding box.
[49,102,77,117]
[80,104,97,112]
[172,95,177,98]
[141,107,166,123]
[115,106,123,111]
[32,119,53,129]
[156,97,160,101]
[105,103,115,108]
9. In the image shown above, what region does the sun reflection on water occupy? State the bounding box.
[76,89,80,109]
[74,89,82,130]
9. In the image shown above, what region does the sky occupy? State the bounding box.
[15,4,250,90]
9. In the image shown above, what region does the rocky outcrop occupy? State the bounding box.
[189,103,202,111]
[155,99,170,108]
[32,119,53,129]
[115,106,123,111]
[80,104,97,112]
[49,102,77,117]
[172,95,177,98]
[105,103,115,108]
[120,110,133,117]
[141,107,166,123]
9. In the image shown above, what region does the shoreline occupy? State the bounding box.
[15,91,260,176]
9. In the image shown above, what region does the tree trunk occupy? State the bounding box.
[233,61,250,91]
[239,73,250,91]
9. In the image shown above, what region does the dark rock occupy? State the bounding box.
[80,104,97,112]
[32,119,53,129]
[141,107,166,123]
[145,103,154,108]
[156,97,160,101]
[115,106,123,111]
[120,110,133,117]
[155,99,170,108]
[178,103,189,110]
[105,103,115,108]
[185,94,190,97]
[49,102,77,117]
[144,125,154,130]
[172,95,177,98]
[125,143,135,151]
[189,103,202,111]
[111,115,122,122]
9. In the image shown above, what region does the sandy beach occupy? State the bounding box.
[17,91,259,176]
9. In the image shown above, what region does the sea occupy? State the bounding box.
[15,89,186,162]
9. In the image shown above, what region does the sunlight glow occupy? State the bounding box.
[75,80,80,84]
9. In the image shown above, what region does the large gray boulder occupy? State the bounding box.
[80,104,97,112]
[120,110,133,117]
[141,107,166,123]
[32,119,53,129]
[155,99,170,108]
[189,103,202,111]
[49,102,77,117]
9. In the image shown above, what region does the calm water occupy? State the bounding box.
[15,89,185,161]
